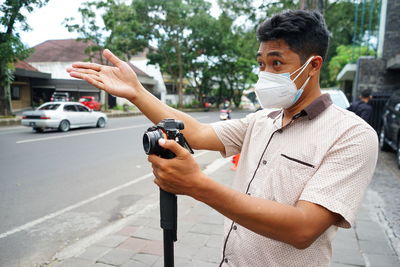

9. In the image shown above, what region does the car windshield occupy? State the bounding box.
[38,104,60,110]
[329,93,348,109]
[79,98,92,102]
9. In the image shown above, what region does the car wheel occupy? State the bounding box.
[33,127,44,133]
[379,125,391,151]
[97,117,106,128]
[59,120,70,132]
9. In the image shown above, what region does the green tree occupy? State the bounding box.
[0,0,49,116]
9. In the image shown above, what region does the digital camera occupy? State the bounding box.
[143,118,193,159]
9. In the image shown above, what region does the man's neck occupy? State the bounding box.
[282,84,321,126]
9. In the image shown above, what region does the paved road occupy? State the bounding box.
[0,111,250,267]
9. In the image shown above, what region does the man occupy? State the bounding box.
[67,10,378,267]
[347,89,373,122]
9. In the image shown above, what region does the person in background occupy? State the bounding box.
[347,89,373,123]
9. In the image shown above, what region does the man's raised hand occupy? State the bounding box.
[66,49,142,101]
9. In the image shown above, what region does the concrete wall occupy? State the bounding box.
[352,0,400,99]
[382,0,400,60]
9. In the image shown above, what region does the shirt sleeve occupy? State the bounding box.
[210,112,256,157]
[299,125,378,228]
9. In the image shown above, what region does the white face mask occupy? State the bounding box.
[254,56,314,109]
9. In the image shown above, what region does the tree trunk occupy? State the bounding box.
[0,85,13,117]
[0,65,14,116]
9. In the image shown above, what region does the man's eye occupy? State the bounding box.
[258,61,264,67]
[272,60,282,67]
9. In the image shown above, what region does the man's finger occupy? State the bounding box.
[158,139,188,157]
[103,49,123,68]
[71,62,102,71]
[70,72,106,91]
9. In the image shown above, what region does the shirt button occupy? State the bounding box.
[233,225,237,230]
[224,258,228,263]
[262,160,267,165]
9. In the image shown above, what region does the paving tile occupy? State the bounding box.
[91,263,114,267]
[366,253,400,266]
[52,257,94,267]
[140,239,163,256]
[332,247,365,266]
[120,259,148,267]
[130,253,160,266]
[114,226,140,237]
[331,262,358,267]
[132,227,162,241]
[188,260,221,267]
[355,221,387,241]
[205,234,224,249]
[118,237,147,252]
[192,246,222,263]
[179,232,210,247]
[96,247,135,266]
[359,239,396,255]
[190,222,223,235]
[152,256,192,267]
[77,246,112,261]
[95,235,129,248]
[173,242,199,259]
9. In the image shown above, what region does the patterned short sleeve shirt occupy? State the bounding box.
[211,94,378,267]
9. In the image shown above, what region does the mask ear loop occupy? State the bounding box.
[291,56,314,82]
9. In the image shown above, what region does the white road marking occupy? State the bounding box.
[16,124,149,144]
[0,150,212,240]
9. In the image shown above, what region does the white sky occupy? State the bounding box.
[18,0,89,47]
[18,0,226,48]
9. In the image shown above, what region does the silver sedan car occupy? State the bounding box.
[21,102,108,132]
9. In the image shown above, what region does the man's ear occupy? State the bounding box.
[308,56,323,77]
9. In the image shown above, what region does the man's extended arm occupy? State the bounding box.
[67,49,223,152]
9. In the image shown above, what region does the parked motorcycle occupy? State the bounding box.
[219,108,231,120]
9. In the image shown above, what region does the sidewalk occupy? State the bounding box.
[50,160,400,267]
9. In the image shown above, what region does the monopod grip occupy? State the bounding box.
[160,188,177,241]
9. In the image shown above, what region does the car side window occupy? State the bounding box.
[76,105,89,112]
[64,105,77,112]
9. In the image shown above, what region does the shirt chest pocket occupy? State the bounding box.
[264,153,316,205]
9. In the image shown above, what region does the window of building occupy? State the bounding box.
[11,86,21,100]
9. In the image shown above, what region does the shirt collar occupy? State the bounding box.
[267,93,332,120]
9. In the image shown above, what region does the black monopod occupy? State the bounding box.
[143,119,194,267]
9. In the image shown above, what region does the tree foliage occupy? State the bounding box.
[65,0,380,108]
[0,0,49,116]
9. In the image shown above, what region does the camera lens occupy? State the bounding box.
[143,130,162,155]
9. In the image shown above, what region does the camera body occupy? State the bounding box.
[143,118,193,159]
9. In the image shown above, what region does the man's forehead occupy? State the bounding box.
[257,40,292,58]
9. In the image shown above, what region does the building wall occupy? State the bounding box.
[352,0,400,99]
[11,78,31,111]
[382,0,400,60]
[29,62,74,79]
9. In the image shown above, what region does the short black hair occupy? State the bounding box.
[256,10,330,63]
[361,89,372,98]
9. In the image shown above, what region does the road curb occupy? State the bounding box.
[0,117,21,127]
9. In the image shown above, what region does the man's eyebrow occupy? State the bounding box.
[266,51,284,58]
[256,52,262,59]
